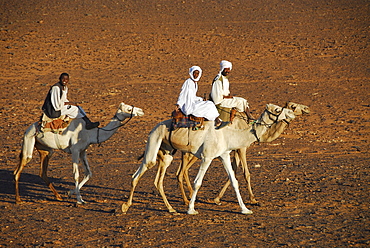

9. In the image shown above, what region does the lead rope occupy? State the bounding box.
[97,106,135,146]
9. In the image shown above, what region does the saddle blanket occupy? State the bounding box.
[171,109,204,130]
[40,114,73,134]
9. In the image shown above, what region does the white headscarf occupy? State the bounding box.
[189,66,202,82]
[219,60,232,74]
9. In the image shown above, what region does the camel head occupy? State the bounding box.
[260,104,296,125]
[257,104,295,143]
[285,101,310,115]
[116,102,145,120]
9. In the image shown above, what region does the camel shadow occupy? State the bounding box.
[0,169,127,204]
[0,169,71,203]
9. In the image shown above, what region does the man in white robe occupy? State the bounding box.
[177,66,220,121]
[210,60,255,120]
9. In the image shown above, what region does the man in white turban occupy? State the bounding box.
[210,60,255,120]
[177,66,220,122]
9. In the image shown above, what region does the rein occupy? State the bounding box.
[251,107,287,142]
[97,106,135,145]
[168,125,177,155]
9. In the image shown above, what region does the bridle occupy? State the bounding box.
[97,106,135,145]
[251,107,290,142]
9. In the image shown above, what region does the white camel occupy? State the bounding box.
[14,102,144,204]
[136,101,309,213]
[121,104,295,215]
[178,101,311,206]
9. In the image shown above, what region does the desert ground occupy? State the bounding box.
[0,0,369,247]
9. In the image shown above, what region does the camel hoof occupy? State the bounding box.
[251,201,261,206]
[169,209,178,214]
[241,209,253,215]
[214,198,222,205]
[15,200,24,205]
[121,203,130,214]
[56,195,63,201]
[187,209,199,215]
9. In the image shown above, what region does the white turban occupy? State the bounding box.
[189,65,202,82]
[219,60,232,73]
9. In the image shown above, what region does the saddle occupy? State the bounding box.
[171,109,204,130]
[216,105,237,123]
[39,113,73,134]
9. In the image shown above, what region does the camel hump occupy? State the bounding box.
[40,113,73,134]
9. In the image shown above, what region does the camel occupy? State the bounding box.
[178,101,311,206]
[121,104,295,215]
[139,101,309,213]
[14,102,144,204]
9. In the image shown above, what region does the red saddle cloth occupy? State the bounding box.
[40,114,73,134]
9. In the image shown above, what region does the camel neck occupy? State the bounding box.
[95,118,124,144]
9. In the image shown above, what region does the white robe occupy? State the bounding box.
[177,78,219,121]
[51,86,86,118]
[210,75,249,112]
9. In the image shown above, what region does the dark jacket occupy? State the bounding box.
[42,82,63,118]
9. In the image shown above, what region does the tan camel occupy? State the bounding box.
[14,102,144,204]
[145,101,309,211]
[121,104,295,215]
[178,101,311,206]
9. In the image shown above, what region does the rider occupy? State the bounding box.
[42,73,100,130]
[176,66,221,123]
[210,60,255,121]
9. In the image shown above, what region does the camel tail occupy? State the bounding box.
[132,120,169,179]
[15,124,38,174]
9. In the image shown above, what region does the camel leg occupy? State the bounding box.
[14,153,28,204]
[121,161,152,213]
[154,153,177,213]
[187,157,213,215]
[214,179,231,205]
[184,154,198,198]
[14,124,37,204]
[219,152,253,215]
[69,150,92,203]
[214,149,258,205]
[236,148,258,205]
[213,151,239,205]
[69,151,85,204]
[37,147,63,201]
[175,153,188,204]
[177,153,197,205]
[14,152,33,204]
[122,124,169,213]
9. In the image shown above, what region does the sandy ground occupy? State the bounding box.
[1,0,369,247]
